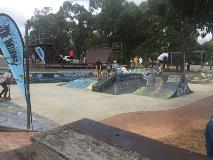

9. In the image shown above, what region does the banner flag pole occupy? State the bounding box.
[25,23,32,130]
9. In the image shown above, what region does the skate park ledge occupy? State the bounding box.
[0,119,205,160]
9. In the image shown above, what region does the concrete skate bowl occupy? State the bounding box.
[65,74,145,92]
[91,71,192,99]
[135,73,192,99]
[92,74,146,94]
[30,72,94,83]
[65,78,98,90]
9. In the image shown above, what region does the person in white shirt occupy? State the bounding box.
[0,70,12,99]
[157,53,168,72]
[139,57,143,68]
[121,66,129,74]
[112,61,118,73]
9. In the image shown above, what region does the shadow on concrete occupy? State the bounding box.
[0,101,58,131]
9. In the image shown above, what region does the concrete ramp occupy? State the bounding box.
[94,74,145,94]
[135,74,192,99]
[65,78,98,89]
[103,79,146,95]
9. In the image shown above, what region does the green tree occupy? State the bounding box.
[29,7,71,54]
[61,1,94,56]
[169,0,213,34]
[28,0,204,64]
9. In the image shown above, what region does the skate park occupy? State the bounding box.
[1,64,213,157]
[1,1,213,159]
[1,46,213,158]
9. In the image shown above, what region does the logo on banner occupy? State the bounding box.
[0,25,19,65]
[0,13,26,98]
[35,47,45,64]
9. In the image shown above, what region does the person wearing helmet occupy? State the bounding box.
[112,61,118,73]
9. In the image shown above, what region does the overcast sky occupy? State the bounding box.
[0,0,211,44]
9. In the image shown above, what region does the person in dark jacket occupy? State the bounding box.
[206,116,213,160]
[95,58,102,77]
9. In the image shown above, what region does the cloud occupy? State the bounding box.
[0,7,28,36]
[2,0,209,45]
[0,0,66,35]
[129,0,145,5]
[0,0,88,35]
[197,33,212,44]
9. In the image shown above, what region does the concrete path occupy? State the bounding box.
[9,82,213,125]
[0,100,57,130]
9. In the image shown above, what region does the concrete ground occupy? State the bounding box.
[0,132,38,152]
[190,65,213,72]
[9,82,213,125]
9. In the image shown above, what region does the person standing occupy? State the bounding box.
[139,57,143,68]
[69,50,75,62]
[0,70,12,99]
[133,56,139,68]
[95,58,102,77]
[130,59,133,69]
[106,60,111,76]
[112,61,118,73]
[206,116,213,160]
[83,55,87,63]
[148,57,154,68]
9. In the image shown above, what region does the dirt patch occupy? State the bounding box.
[0,132,38,152]
[160,129,206,154]
[102,96,213,155]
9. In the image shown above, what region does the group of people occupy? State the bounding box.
[95,52,169,78]
[130,56,144,68]
[130,56,155,68]
[95,58,129,77]
[130,53,169,72]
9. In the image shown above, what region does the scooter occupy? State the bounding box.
[6,80,11,100]
[0,81,11,102]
